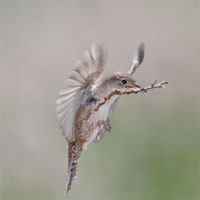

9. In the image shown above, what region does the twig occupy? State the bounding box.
[136,79,169,93]
[77,79,169,129]
[95,79,169,110]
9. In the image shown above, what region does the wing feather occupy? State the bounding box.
[56,44,107,142]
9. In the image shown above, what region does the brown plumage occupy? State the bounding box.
[56,43,145,195]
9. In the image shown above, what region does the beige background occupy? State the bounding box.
[1,0,199,199]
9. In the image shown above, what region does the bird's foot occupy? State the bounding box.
[93,119,111,143]
[97,119,111,132]
[105,118,111,132]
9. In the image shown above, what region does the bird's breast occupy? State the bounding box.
[76,95,119,151]
[98,95,118,120]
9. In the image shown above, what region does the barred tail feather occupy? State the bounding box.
[64,143,81,195]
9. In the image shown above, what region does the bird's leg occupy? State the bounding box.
[105,118,111,132]
[97,120,111,132]
[98,120,111,140]
[89,120,111,143]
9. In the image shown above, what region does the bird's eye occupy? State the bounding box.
[122,80,127,84]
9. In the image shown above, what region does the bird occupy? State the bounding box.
[56,43,148,195]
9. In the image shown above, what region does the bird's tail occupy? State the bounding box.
[64,142,81,195]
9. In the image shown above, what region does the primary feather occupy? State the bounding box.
[56,44,107,142]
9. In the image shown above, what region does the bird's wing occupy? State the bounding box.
[56,44,107,142]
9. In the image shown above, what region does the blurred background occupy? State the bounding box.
[1,0,199,199]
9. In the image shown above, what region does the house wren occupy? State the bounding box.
[56,43,168,195]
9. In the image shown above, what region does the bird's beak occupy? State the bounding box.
[127,84,141,91]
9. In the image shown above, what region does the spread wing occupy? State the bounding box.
[56,44,107,142]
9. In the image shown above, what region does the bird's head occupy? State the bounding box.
[104,72,141,92]
[100,43,144,93]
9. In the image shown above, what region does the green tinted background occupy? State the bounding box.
[1,0,199,199]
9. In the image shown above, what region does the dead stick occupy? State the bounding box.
[77,79,169,128]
